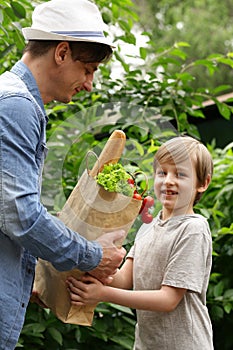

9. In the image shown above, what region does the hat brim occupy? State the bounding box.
[22,28,115,48]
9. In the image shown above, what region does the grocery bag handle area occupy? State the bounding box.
[85,150,100,175]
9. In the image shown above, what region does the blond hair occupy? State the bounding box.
[153,136,213,204]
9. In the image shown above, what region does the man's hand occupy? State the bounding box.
[89,230,126,284]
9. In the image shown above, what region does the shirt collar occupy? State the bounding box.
[10,60,47,119]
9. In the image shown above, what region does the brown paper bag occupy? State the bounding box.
[34,168,142,325]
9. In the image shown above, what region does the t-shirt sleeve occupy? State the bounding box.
[162,223,212,293]
[126,221,154,260]
[126,245,135,259]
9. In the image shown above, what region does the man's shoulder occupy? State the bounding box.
[0,70,27,96]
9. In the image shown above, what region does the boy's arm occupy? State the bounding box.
[98,285,187,312]
[109,257,133,289]
[66,273,186,312]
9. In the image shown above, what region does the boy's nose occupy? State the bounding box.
[164,173,175,184]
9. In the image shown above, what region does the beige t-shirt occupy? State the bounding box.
[127,213,214,350]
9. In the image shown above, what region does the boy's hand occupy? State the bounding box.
[89,230,126,284]
[66,275,104,306]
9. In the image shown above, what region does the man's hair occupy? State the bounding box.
[153,136,213,205]
[23,40,113,63]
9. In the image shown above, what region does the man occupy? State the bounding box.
[0,0,125,348]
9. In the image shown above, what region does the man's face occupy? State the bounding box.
[53,58,99,103]
[48,42,99,103]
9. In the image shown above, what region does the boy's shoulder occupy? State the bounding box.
[179,214,209,227]
[176,214,211,238]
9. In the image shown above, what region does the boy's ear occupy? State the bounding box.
[197,174,211,193]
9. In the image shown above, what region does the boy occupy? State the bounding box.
[67,136,214,349]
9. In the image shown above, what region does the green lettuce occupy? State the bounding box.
[95,163,134,197]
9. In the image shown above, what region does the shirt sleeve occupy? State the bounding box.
[162,222,212,293]
[126,221,154,260]
[0,95,102,272]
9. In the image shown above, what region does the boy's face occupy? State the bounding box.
[154,158,201,219]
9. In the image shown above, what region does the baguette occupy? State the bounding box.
[89,130,126,177]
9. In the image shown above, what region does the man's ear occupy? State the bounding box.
[54,42,70,64]
[197,174,211,193]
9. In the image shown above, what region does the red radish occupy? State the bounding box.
[141,211,153,224]
[143,195,154,208]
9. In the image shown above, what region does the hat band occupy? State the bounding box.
[52,30,105,38]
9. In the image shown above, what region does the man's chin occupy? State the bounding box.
[55,96,72,104]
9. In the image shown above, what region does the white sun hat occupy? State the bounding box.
[22,0,114,47]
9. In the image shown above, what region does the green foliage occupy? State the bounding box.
[195,143,233,349]
[0,0,33,72]
[1,0,233,349]
[134,0,233,90]
[17,303,136,349]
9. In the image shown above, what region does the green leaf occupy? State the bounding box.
[21,322,45,337]
[114,51,130,72]
[47,327,63,345]
[4,6,16,20]
[211,305,224,319]
[175,41,190,48]
[194,59,217,75]
[212,84,232,95]
[118,19,132,32]
[169,48,187,60]
[175,72,194,82]
[224,289,233,299]
[213,281,224,297]
[10,1,26,18]
[216,102,231,120]
[218,226,233,235]
[139,47,147,60]
[216,57,233,68]
[111,335,134,349]
[224,303,232,314]
[108,303,135,315]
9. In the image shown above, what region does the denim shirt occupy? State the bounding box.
[0,61,102,349]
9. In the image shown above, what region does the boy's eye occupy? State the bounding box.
[157,170,166,176]
[177,172,186,177]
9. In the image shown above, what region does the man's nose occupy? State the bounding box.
[83,80,93,92]
[83,73,94,92]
